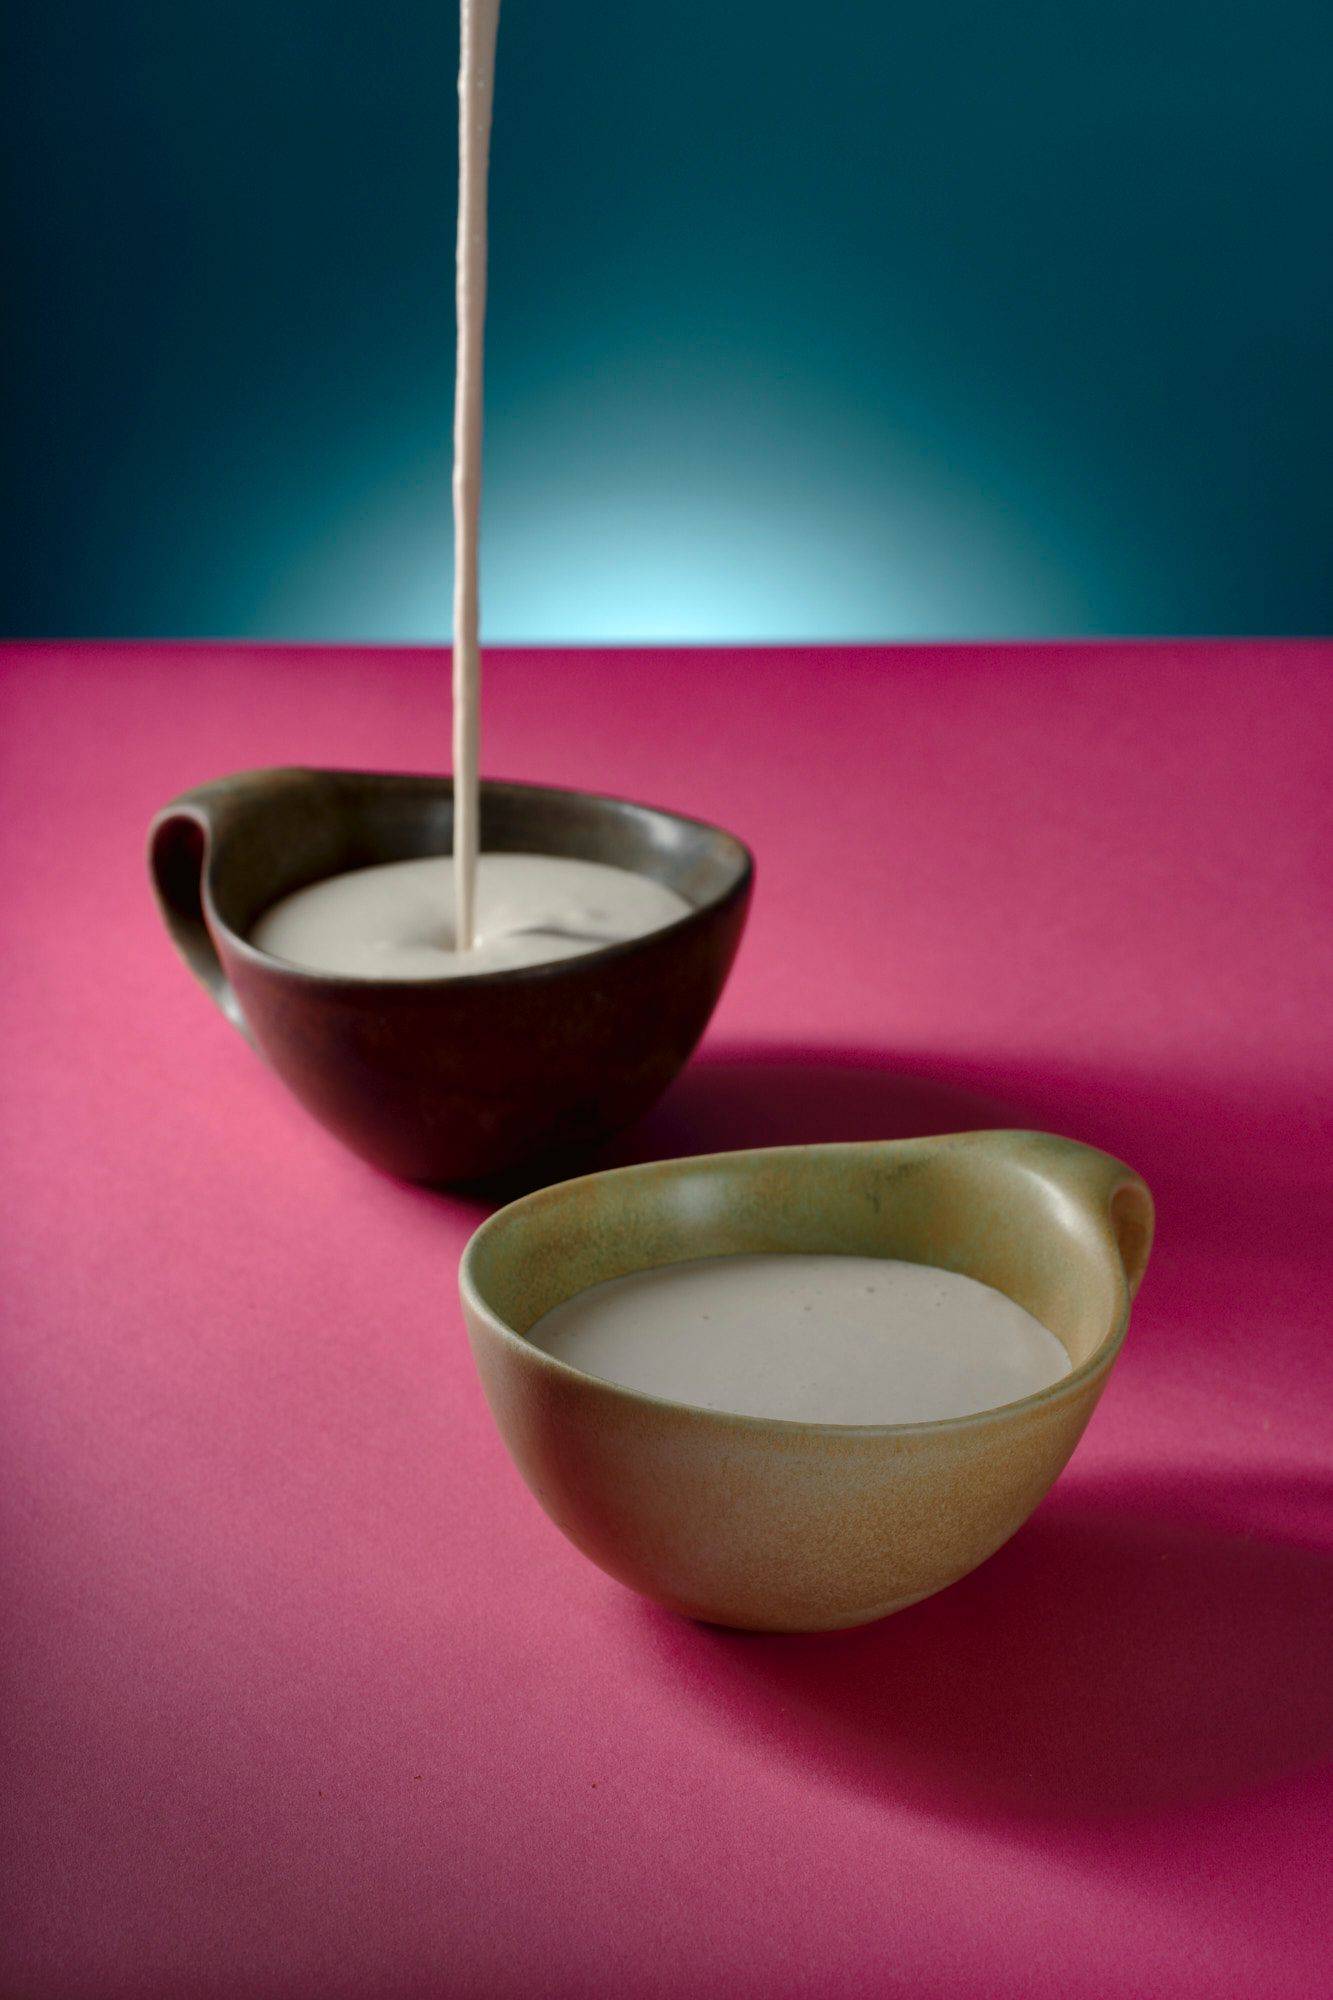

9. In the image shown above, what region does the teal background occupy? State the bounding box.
[4,1,1331,641]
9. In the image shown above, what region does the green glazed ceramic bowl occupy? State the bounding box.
[460,1130,1154,1632]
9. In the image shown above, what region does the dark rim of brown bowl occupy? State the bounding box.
[200,773,755,991]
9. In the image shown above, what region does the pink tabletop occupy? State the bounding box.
[2,641,1330,1998]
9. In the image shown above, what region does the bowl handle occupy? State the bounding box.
[1033,1134,1156,1300]
[147,783,249,1035]
[1107,1170,1155,1299]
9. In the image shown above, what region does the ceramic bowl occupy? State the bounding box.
[460,1130,1154,1632]
[149,767,752,1183]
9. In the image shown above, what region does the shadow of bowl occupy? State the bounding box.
[621,1468,1333,1820]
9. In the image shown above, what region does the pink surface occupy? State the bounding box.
[2,640,1331,1999]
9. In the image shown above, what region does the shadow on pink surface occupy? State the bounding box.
[591,1040,1332,1294]
[445,1039,1322,1234]
[625,1470,1333,1821]
[611,1041,1320,1209]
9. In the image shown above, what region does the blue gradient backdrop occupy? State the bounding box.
[5,2,1331,640]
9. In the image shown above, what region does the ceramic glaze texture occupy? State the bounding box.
[461,1131,1154,1632]
[148,768,751,1182]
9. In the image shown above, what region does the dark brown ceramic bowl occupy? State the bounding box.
[149,767,752,1182]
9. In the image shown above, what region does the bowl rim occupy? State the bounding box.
[458,1132,1138,1440]
[162,766,755,991]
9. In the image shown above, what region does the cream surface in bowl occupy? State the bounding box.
[524,1252,1073,1425]
[460,1130,1154,1633]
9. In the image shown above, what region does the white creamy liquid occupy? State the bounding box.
[250,852,690,980]
[528,1255,1071,1424]
[452,0,502,952]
